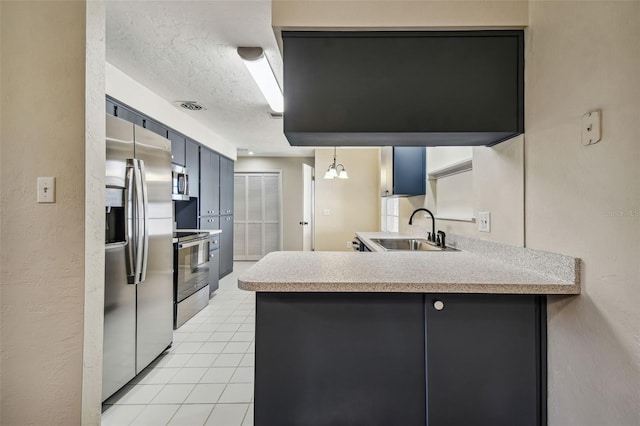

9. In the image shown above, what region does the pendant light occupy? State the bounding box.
[324,147,349,179]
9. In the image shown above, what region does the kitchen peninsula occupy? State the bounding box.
[239,234,580,426]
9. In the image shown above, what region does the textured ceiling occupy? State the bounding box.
[106,0,314,157]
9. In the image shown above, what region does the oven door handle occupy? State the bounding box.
[177,239,208,250]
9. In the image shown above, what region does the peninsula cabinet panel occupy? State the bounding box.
[253,292,546,426]
[255,293,426,426]
[424,294,546,426]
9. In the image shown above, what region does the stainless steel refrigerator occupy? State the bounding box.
[103,114,173,401]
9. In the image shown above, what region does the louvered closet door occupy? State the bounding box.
[234,173,282,260]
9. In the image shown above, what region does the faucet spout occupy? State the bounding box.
[408,208,436,243]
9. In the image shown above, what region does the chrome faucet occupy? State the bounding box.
[408,208,438,244]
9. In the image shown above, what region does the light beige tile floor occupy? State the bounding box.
[102,262,256,426]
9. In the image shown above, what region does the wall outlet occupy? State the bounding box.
[37,177,56,203]
[346,241,353,249]
[478,211,491,232]
[323,209,331,216]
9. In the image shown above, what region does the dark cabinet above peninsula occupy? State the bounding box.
[282,31,524,147]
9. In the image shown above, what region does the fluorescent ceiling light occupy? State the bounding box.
[238,47,283,113]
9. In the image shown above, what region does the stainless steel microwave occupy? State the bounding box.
[172,164,189,200]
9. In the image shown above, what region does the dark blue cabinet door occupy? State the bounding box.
[114,105,144,127]
[393,147,426,196]
[185,140,199,198]
[106,99,117,116]
[168,131,186,166]
[199,148,220,217]
[219,215,233,277]
[200,216,219,231]
[425,294,545,426]
[143,119,167,138]
[208,249,220,296]
[255,293,426,425]
[219,157,234,215]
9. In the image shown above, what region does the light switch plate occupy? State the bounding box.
[478,211,490,232]
[323,209,330,216]
[582,110,601,146]
[37,177,56,203]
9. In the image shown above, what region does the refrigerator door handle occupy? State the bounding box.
[125,159,137,284]
[133,159,145,284]
[138,159,150,283]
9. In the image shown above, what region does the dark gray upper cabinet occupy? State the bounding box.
[168,131,186,166]
[200,148,220,217]
[219,157,234,216]
[185,140,200,198]
[282,31,524,147]
[143,119,168,138]
[381,147,426,197]
[114,104,144,127]
[106,99,117,116]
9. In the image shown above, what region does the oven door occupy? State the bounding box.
[175,237,210,304]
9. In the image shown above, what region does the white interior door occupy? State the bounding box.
[234,172,282,260]
[302,164,314,251]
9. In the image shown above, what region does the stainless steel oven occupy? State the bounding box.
[173,232,210,328]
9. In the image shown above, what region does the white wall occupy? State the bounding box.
[315,148,380,251]
[235,156,314,251]
[82,1,107,423]
[406,136,525,247]
[273,0,528,30]
[106,63,237,160]
[526,2,640,424]
[0,1,105,423]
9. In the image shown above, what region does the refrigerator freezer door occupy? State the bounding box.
[103,115,136,401]
[103,244,137,400]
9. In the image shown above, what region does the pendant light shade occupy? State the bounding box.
[324,147,349,180]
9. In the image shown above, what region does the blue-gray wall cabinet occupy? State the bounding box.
[168,131,186,166]
[199,148,220,217]
[185,140,199,198]
[381,146,426,197]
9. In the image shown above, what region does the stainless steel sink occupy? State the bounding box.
[371,238,458,252]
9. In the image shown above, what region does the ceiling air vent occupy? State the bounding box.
[268,112,283,119]
[175,101,206,111]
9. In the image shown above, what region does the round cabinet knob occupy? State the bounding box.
[433,300,445,311]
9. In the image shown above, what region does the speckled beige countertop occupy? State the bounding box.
[238,232,580,295]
